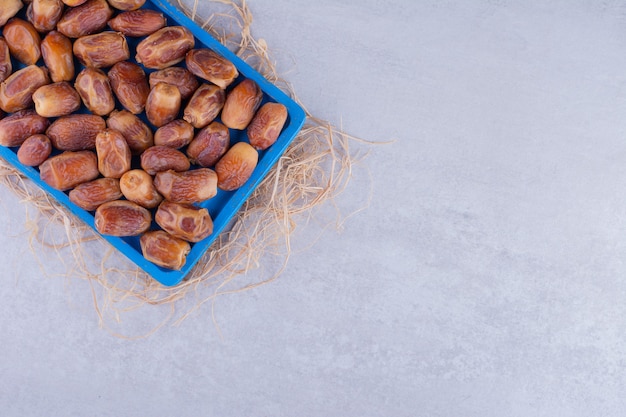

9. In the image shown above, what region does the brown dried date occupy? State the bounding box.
[3,18,41,65]
[135,26,194,69]
[220,79,263,130]
[17,134,52,166]
[154,119,194,149]
[247,102,288,150]
[47,114,106,150]
[68,177,122,211]
[154,168,218,204]
[215,141,258,191]
[41,31,74,82]
[119,169,163,209]
[140,145,190,175]
[95,128,131,178]
[32,81,81,117]
[107,0,145,11]
[186,121,229,168]
[108,61,149,114]
[0,65,50,113]
[140,230,190,270]
[108,9,165,37]
[56,0,112,38]
[27,0,64,33]
[95,200,151,236]
[0,0,24,27]
[73,31,129,68]
[106,109,153,154]
[145,82,181,127]
[185,48,238,89]
[0,37,12,83]
[183,83,225,129]
[61,0,87,6]
[0,109,50,147]
[155,201,213,243]
[74,67,115,116]
[148,67,198,100]
[39,150,99,191]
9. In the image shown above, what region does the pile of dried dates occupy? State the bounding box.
[0,0,288,270]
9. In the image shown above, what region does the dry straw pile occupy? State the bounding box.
[0,0,367,336]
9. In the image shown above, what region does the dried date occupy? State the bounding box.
[186,121,229,168]
[119,169,163,209]
[0,109,50,147]
[155,201,213,243]
[108,9,166,37]
[154,168,217,204]
[140,230,190,270]
[154,119,194,149]
[41,30,74,82]
[95,128,131,178]
[215,141,258,191]
[39,150,99,191]
[247,102,288,150]
[183,83,225,129]
[46,114,106,151]
[95,200,151,236]
[17,134,52,166]
[220,79,263,130]
[140,145,190,175]
[68,177,122,211]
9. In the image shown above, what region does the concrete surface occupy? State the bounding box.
[2,0,626,416]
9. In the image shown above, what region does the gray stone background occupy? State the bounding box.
[3,0,626,415]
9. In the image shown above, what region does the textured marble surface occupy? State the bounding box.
[3,0,626,415]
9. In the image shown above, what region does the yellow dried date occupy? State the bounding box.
[108,61,149,114]
[27,0,64,33]
[0,65,49,113]
[221,79,263,130]
[145,82,181,127]
[183,83,225,129]
[41,31,74,82]
[108,9,166,37]
[39,150,99,191]
[106,109,153,154]
[155,201,213,243]
[56,0,112,38]
[154,119,194,149]
[68,177,122,211]
[0,37,12,83]
[0,109,50,147]
[74,67,115,116]
[148,66,198,100]
[186,121,229,168]
[32,81,81,117]
[185,48,238,89]
[119,169,163,209]
[215,141,258,191]
[95,128,131,178]
[154,168,217,204]
[3,18,41,65]
[140,230,190,270]
[46,114,106,151]
[17,134,52,166]
[247,102,288,150]
[140,145,190,175]
[95,200,151,236]
[135,26,194,69]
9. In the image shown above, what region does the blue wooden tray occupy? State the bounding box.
[0,0,306,286]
